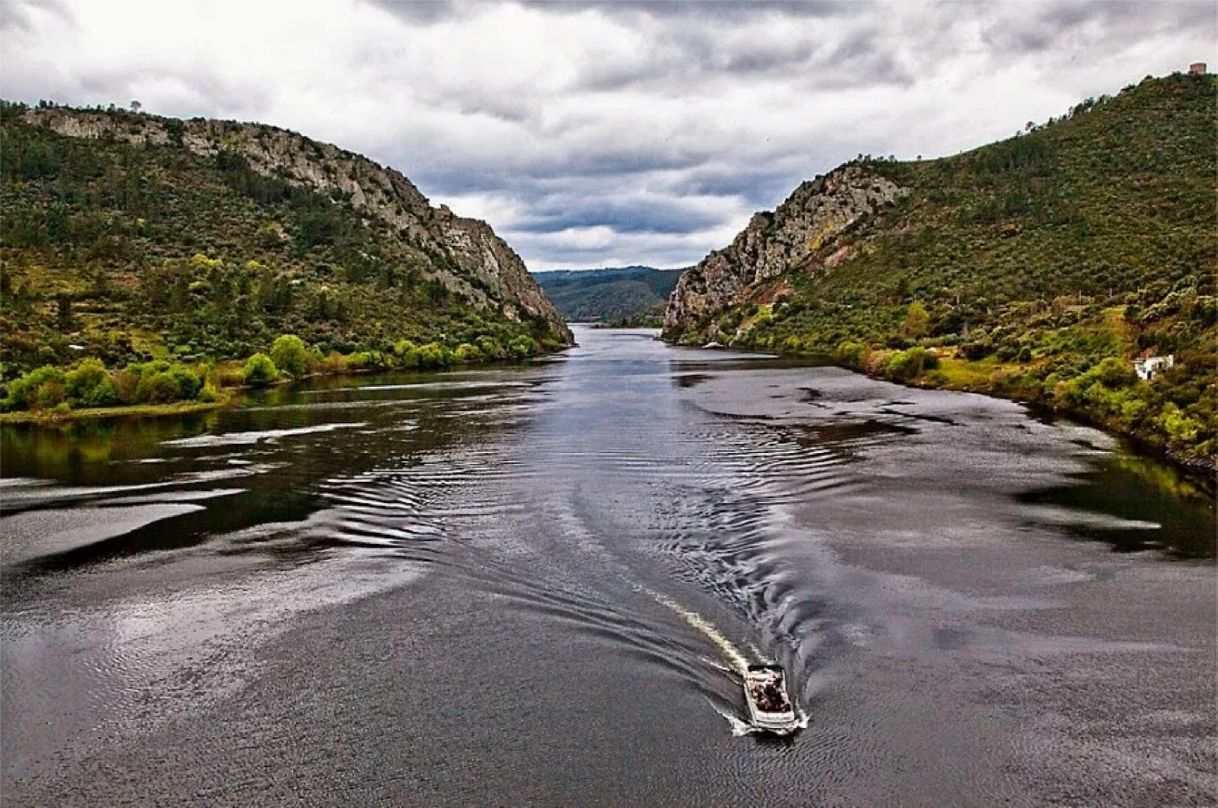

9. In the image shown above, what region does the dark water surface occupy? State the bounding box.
[2,326,1215,806]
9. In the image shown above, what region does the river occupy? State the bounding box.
[2,325,1215,806]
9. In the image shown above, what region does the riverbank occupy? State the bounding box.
[669,332,1214,485]
[0,400,232,425]
[838,349,1215,484]
[0,333,568,428]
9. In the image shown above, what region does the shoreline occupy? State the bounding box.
[905,363,1217,493]
[0,400,232,425]
[0,347,575,428]
[663,336,1216,491]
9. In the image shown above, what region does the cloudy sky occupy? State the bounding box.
[2,1,1213,270]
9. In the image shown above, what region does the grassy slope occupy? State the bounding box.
[681,73,1216,467]
[0,103,564,383]
[535,267,682,324]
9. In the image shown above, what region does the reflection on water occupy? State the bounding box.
[1019,442,1216,558]
[1,327,1214,807]
[0,365,542,574]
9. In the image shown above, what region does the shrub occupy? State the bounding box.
[884,347,939,381]
[315,351,348,374]
[834,341,868,369]
[903,301,930,338]
[417,342,453,368]
[212,363,246,387]
[65,358,109,402]
[33,377,66,409]
[346,351,387,371]
[197,381,224,403]
[959,339,993,360]
[995,343,1019,361]
[508,335,536,358]
[83,377,120,407]
[169,365,203,399]
[453,342,483,362]
[270,334,310,377]
[1157,402,1200,447]
[112,368,141,404]
[476,336,505,360]
[3,366,65,410]
[243,353,278,386]
[1091,357,1135,388]
[137,371,184,403]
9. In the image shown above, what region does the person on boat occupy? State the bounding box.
[761,678,785,711]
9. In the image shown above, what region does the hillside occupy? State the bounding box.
[0,101,571,412]
[534,266,683,325]
[663,72,1216,468]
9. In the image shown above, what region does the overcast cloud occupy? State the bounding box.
[2,0,1213,269]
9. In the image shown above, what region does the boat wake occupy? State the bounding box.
[648,589,750,675]
[712,703,811,737]
[647,588,808,737]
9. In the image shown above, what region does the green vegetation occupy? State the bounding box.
[534,266,683,326]
[668,73,1217,469]
[1,325,545,421]
[242,353,278,387]
[4,356,209,413]
[882,347,938,382]
[0,400,225,425]
[0,101,564,418]
[270,334,308,377]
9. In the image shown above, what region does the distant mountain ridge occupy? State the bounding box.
[534,266,684,325]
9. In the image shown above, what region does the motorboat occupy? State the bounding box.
[743,664,798,734]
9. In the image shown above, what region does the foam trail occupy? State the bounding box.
[749,643,772,664]
[642,587,808,737]
[699,656,737,675]
[712,701,762,736]
[647,589,750,675]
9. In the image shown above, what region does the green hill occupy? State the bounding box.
[0,101,571,415]
[664,72,1216,469]
[534,266,683,326]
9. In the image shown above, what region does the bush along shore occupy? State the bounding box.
[822,308,1213,476]
[0,331,554,424]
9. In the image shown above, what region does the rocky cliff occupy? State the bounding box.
[21,106,571,343]
[663,165,904,341]
[659,73,1216,471]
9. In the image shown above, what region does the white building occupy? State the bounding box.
[1134,355,1174,381]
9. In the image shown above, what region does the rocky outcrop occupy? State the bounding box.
[22,106,572,343]
[663,165,904,341]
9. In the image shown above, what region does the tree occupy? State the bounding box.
[130,100,142,114]
[242,353,278,386]
[270,334,309,376]
[56,293,74,332]
[903,300,930,339]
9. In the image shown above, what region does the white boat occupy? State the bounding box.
[743,664,799,734]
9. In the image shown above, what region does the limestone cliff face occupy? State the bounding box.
[23,107,572,343]
[663,165,904,341]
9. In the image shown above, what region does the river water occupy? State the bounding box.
[2,326,1215,806]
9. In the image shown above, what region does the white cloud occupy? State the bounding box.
[2,0,1214,269]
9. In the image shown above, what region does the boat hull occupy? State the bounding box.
[743,664,799,734]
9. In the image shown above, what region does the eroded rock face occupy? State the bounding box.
[23,107,572,343]
[663,165,904,341]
